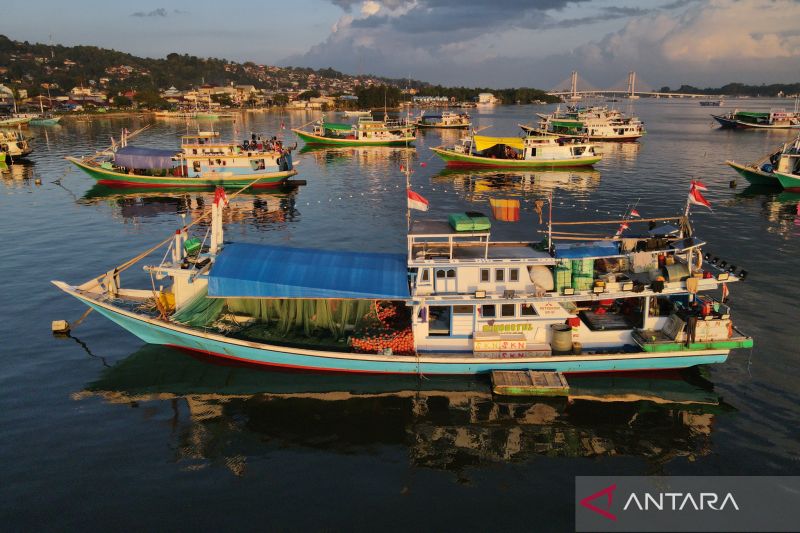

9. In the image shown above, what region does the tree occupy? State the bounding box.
[297,89,320,100]
[112,95,132,107]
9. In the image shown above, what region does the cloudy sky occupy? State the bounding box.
[2,0,799,89]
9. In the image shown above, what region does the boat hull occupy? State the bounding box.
[55,283,730,375]
[774,170,800,191]
[293,129,415,146]
[711,114,739,128]
[431,147,601,169]
[29,117,61,125]
[726,160,780,186]
[67,157,297,188]
[520,125,644,142]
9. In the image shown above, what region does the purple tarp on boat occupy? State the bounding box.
[113,146,177,169]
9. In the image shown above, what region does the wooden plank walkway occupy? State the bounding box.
[491,370,570,397]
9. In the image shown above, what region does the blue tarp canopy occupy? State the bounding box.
[554,241,620,258]
[207,243,411,299]
[114,146,177,169]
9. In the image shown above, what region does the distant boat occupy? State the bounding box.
[0,116,30,126]
[293,116,416,146]
[68,130,298,188]
[342,110,372,118]
[414,111,471,129]
[699,100,723,107]
[430,133,602,168]
[528,105,646,142]
[712,109,800,129]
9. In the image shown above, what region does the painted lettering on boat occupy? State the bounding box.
[482,323,533,332]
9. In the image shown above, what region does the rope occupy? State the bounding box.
[79,174,268,291]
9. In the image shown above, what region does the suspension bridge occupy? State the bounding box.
[547,71,720,99]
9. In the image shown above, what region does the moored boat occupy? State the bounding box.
[431,133,602,168]
[415,111,471,129]
[53,185,750,375]
[68,130,297,188]
[292,116,416,146]
[725,135,800,186]
[712,109,800,129]
[0,129,34,158]
[527,105,645,141]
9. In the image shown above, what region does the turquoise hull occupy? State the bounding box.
[65,288,729,375]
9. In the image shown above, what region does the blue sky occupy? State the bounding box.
[2,0,799,89]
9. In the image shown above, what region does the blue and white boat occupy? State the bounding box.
[53,191,752,375]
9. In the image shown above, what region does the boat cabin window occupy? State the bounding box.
[480,269,490,282]
[501,304,516,318]
[193,161,201,173]
[530,148,537,157]
[521,303,537,316]
[250,159,266,170]
[509,269,519,282]
[419,268,431,284]
[495,269,505,282]
[428,306,451,336]
[453,305,473,315]
[481,304,496,318]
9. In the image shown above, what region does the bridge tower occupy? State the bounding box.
[570,71,578,99]
[626,71,636,97]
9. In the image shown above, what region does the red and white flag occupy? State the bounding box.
[630,209,640,218]
[688,183,712,209]
[615,222,630,236]
[407,189,429,211]
[691,179,708,191]
[721,282,729,303]
[214,186,228,206]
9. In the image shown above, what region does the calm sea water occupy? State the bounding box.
[2,100,799,531]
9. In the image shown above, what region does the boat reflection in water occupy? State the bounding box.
[433,167,601,202]
[0,161,37,188]
[595,141,641,164]
[79,184,300,229]
[77,345,731,475]
[299,144,416,170]
[736,185,800,238]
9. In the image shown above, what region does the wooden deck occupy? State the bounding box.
[491,370,570,397]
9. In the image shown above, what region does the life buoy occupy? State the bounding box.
[695,250,703,271]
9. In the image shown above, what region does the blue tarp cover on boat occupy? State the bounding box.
[554,241,620,258]
[114,146,177,169]
[207,242,410,299]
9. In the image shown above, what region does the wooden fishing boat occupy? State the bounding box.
[0,116,30,127]
[726,135,800,187]
[0,130,34,158]
[53,187,751,375]
[712,109,800,129]
[699,100,723,107]
[415,111,471,129]
[431,134,601,168]
[293,116,416,146]
[68,130,297,188]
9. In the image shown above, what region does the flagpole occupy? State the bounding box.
[547,191,553,252]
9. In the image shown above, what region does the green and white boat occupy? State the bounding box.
[431,134,602,168]
[68,131,297,189]
[293,116,416,146]
[726,135,800,186]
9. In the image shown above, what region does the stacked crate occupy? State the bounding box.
[553,260,573,292]
[571,258,595,291]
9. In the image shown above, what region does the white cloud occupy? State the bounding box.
[285,0,800,88]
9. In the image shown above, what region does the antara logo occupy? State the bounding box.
[623,492,739,511]
[580,483,618,521]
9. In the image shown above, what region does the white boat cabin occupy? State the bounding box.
[405,220,736,355]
